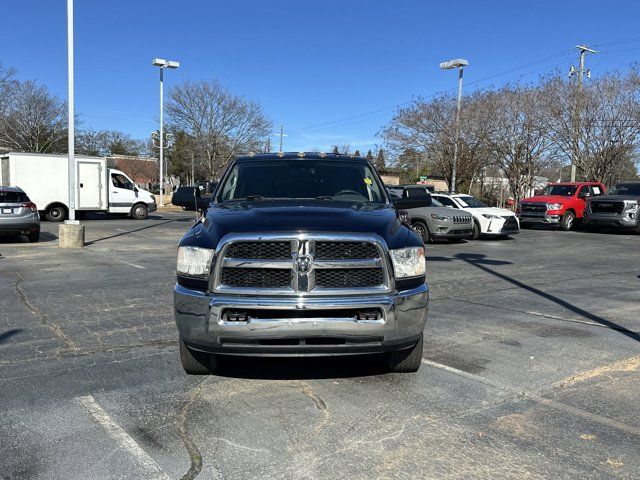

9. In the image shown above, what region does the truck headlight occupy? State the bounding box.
[390,247,425,279]
[482,214,501,219]
[624,201,638,211]
[431,214,450,220]
[177,246,214,277]
[546,203,563,211]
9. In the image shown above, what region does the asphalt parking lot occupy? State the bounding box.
[0,214,638,480]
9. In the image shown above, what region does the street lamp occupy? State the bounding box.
[152,58,179,207]
[440,58,469,194]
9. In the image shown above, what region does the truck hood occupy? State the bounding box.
[519,195,570,204]
[589,195,639,202]
[180,201,420,251]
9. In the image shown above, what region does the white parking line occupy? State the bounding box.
[121,261,146,269]
[77,395,170,480]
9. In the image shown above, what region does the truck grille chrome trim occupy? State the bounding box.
[211,233,392,296]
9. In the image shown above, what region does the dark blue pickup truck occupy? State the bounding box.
[173,152,429,374]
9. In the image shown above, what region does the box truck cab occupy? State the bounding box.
[0,152,157,221]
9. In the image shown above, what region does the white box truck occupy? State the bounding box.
[0,152,157,221]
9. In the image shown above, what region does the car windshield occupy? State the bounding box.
[0,190,29,203]
[218,160,387,203]
[543,185,577,196]
[609,183,640,196]
[455,196,487,208]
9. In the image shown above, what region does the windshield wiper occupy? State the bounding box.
[230,195,265,201]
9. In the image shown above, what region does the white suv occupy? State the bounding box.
[431,193,519,239]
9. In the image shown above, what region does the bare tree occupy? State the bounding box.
[0,80,67,153]
[542,68,640,183]
[380,92,492,190]
[166,79,272,178]
[484,85,557,203]
[76,129,146,156]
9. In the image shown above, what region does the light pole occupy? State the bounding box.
[152,58,179,207]
[440,58,469,194]
[569,45,596,182]
[67,0,76,222]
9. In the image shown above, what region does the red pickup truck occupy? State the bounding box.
[517,182,606,230]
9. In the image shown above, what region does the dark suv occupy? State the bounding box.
[174,153,429,374]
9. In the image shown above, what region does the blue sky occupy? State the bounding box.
[2,0,640,153]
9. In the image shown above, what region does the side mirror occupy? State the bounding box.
[392,195,432,210]
[396,210,410,224]
[578,192,591,199]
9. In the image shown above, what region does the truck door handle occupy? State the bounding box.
[80,183,83,188]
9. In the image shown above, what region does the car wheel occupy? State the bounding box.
[45,205,66,222]
[385,334,423,373]
[27,230,40,243]
[131,204,148,220]
[471,220,481,240]
[411,221,430,244]
[560,211,575,231]
[179,337,218,375]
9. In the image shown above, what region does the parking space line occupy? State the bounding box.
[77,395,170,480]
[422,359,640,438]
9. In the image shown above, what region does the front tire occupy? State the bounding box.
[179,338,218,375]
[131,204,148,220]
[385,334,423,373]
[471,220,481,240]
[560,211,575,231]
[411,221,430,244]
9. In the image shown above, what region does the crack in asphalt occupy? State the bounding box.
[177,379,208,480]
[14,273,76,351]
[298,382,327,410]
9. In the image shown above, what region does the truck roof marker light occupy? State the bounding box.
[318,152,327,158]
[247,152,255,157]
[277,152,284,158]
[298,152,305,158]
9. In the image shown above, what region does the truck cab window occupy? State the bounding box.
[112,174,133,190]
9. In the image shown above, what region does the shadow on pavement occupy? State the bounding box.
[0,329,22,344]
[86,219,186,244]
[430,252,640,342]
[214,354,390,380]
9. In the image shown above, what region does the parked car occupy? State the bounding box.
[584,181,640,232]
[431,193,519,239]
[517,181,605,231]
[174,152,429,374]
[0,152,157,221]
[388,186,473,243]
[172,185,215,211]
[0,186,40,242]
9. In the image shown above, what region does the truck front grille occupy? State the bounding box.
[521,203,547,213]
[225,241,292,259]
[590,201,624,214]
[452,216,471,224]
[315,268,384,288]
[214,236,389,294]
[221,268,292,288]
[314,241,378,259]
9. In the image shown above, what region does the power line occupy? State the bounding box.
[288,50,573,135]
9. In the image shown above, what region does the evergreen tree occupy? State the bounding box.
[375,149,386,170]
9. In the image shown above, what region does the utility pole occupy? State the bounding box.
[67,0,75,223]
[274,124,287,153]
[569,45,596,182]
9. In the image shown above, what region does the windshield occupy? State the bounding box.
[0,190,29,203]
[609,183,640,196]
[455,196,487,208]
[218,160,387,203]
[543,185,577,197]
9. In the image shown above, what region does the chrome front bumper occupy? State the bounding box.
[174,283,429,356]
[584,212,638,228]
[518,213,560,224]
